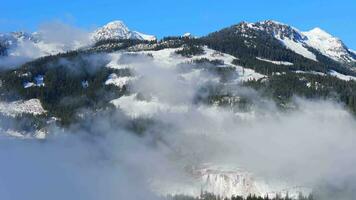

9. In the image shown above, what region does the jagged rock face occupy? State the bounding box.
[91,20,156,42]
[254,20,307,42]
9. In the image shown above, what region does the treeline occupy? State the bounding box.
[166,192,314,200]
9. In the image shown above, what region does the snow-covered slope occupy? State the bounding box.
[303,28,355,63]
[243,20,317,61]
[91,20,156,42]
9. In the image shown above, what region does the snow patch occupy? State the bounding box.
[329,70,356,81]
[256,57,293,65]
[105,73,135,88]
[110,94,188,118]
[0,99,46,117]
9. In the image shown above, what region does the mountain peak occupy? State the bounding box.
[253,20,306,42]
[260,20,287,26]
[104,20,129,30]
[303,27,355,62]
[91,20,156,42]
[306,27,333,39]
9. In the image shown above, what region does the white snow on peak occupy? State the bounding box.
[91,20,156,41]
[303,28,355,63]
[306,27,333,38]
[183,33,193,38]
[105,20,128,30]
[245,20,354,63]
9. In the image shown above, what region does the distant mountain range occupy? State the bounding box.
[1,20,355,66]
[0,21,156,64]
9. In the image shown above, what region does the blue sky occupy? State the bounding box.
[1,0,356,49]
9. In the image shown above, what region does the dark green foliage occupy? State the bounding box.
[92,38,156,52]
[201,23,356,77]
[232,57,328,76]
[0,43,7,56]
[175,45,205,57]
[194,83,253,111]
[179,58,237,83]
[244,72,356,113]
[124,117,156,136]
[193,58,225,65]
[0,52,131,125]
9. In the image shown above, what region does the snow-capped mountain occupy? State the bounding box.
[91,20,156,41]
[238,20,355,63]
[303,27,356,63]
[0,20,156,67]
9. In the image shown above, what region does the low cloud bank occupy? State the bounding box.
[0,44,356,200]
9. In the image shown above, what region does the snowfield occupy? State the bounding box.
[145,46,266,82]
[278,37,318,61]
[106,46,265,82]
[0,99,46,117]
